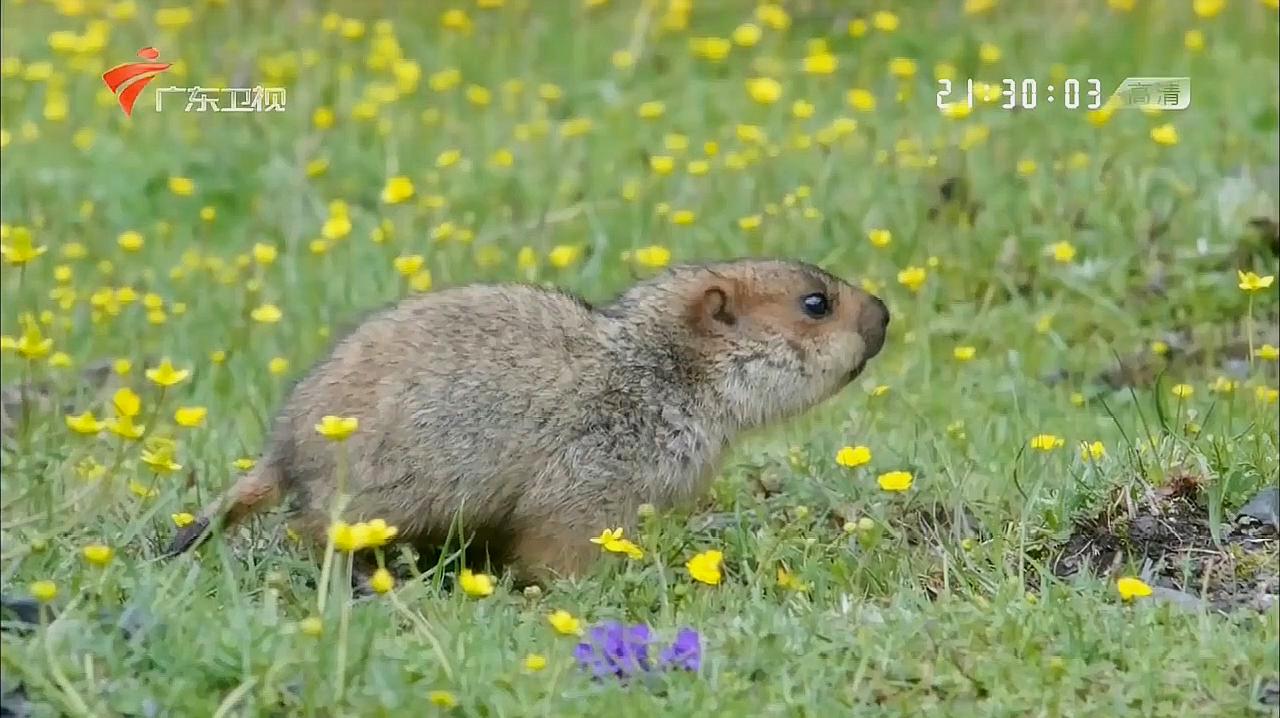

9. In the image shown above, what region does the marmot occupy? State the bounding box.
[167,258,889,584]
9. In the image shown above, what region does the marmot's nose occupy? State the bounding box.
[859,295,889,358]
[871,295,889,329]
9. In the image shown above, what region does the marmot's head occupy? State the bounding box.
[606,258,889,429]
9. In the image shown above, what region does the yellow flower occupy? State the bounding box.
[1151,340,1170,356]
[253,243,278,265]
[1192,0,1225,17]
[588,527,645,560]
[251,303,283,323]
[867,229,892,248]
[547,609,582,635]
[269,357,290,375]
[459,568,495,598]
[168,176,195,196]
[369,568,395,594]
[82,544,113,566]
[637,100,666,120]
[1080,441,1106,461]
[1029,434,1065,451]
[940,102,972,119]
[888,57,916,79]
[30,580,57,603]
[146,358,190,387]
[1017,159,1038,177]
[299,616,324,637]
[313,107,335,130]
[1255,344,1279,361]
[953,346,976,362]
[363,519,399,548]
[803,52,837,75]
[523,653,547,672]
[428,691,458,709]
[172,512,195,528]
[847,88,876,112]
[174,406,207,428]
[776,566,810,592]
[1116,576,1152,601]
[65,410,105,435]
[732,23,762,46]
[1108,0,1135,10]
[670,210,696,226]
[108,415,145,440]
[1237,270,1275,292]
[847,18,868,37]
[15,315,52,360]
[1256,386,1280,404]
[560,117,594,138]
[897,266,927,292]
[394,255,425,277]
[141,439,182,473]
[689,36,732,62]
[630,245,671,269]
[590,527,623,546]
[756,2,790,29]
[1150,124,1178,146]
[1184,29,1205,52]
[113,230,145,252]
[330,521,367,552]
[381,176,416,204]
[686,549,724,585]
[791,99,816,119]
[746,77,782,105]
[548,245,582,269]
[877,470,913,492]
[1171,384,1194,399]
[233,458,256,471]
[978,42,1002,64]
[410,271,433,293]
[871,10,899,31]
[835,445,871,468]
[0,226,46,266]
[1048,241,1076,263]
[611,49,634,69]
[964,0,997,14]
[315,415,359,441]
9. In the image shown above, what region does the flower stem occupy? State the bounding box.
[334,553,353,704]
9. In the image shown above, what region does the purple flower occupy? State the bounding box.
[657,627,701,672]
[573,621,654,679]
[574,622,702,680]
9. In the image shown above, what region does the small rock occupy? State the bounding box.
[1256,679,1280,707]
[1238,487,1280,528]
[1150,586,1208,612]
[0,678,30,718]
[0,597,43,632]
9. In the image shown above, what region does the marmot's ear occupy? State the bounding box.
[690,284,737,333]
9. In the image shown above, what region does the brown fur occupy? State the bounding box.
[166,259,889,584]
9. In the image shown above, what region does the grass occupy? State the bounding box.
[1,0,1279,715]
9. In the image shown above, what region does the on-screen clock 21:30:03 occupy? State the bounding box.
[937,78,1105,110]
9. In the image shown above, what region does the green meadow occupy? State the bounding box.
[1,0,1278,715]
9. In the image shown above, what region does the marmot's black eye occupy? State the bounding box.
[801,292,831,318]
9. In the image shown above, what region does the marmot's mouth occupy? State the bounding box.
[845,358,868,383]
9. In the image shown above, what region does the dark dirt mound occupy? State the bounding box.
[1051,483,1279,612]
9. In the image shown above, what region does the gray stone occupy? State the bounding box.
[1238,487,1280,528]
[1150,586,1209,612]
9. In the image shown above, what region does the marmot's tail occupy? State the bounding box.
[164,463,283,556]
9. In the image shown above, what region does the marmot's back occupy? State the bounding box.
[274,285,609,531]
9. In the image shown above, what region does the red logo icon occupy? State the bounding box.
[101,47,171,117]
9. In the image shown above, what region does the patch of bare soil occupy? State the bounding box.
[1051,482,1279,613]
